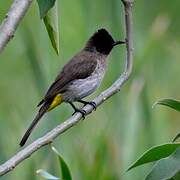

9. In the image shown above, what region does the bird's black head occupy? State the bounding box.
[85,28,125,55]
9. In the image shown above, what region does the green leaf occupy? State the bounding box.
[152,99,180,112]
[37,0,56,19]
[36,169,59,180]
[43,1,59,55]
[51,146,72,180]
[127,143,180,171]
[173,133,180,142]
[145,147,180,180]
[172,171,180,180]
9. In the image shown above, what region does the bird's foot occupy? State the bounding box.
[86,101,97,110]
[78,100,96,111]
[72,108,86,119]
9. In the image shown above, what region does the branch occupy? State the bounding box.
[0,0,33,53]
[0,0,134,176]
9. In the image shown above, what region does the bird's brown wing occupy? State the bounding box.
[38,51,97,106]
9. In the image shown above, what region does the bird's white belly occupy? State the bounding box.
[72,76,101,98]
[63,74,103,102]
[63,61,106,102]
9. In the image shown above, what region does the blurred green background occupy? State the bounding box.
[0,0,179,179]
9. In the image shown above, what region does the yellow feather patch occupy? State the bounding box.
[48,94,62,111]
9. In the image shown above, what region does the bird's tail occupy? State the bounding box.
[19,102,50,147]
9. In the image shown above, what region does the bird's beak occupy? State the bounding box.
[113,40,126,47]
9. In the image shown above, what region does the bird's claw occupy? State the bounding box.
[72,109,86,119]
[87,101,97,111]
[78,100,97,111]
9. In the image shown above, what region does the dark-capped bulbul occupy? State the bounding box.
[19,28,125,146]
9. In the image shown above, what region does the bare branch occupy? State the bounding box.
[0,0,33,53]
[0,0,134,176]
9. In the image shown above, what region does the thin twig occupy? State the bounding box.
[0,0,134,176]
[0,0,33,53]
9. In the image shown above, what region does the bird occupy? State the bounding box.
[19,28,125,147]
